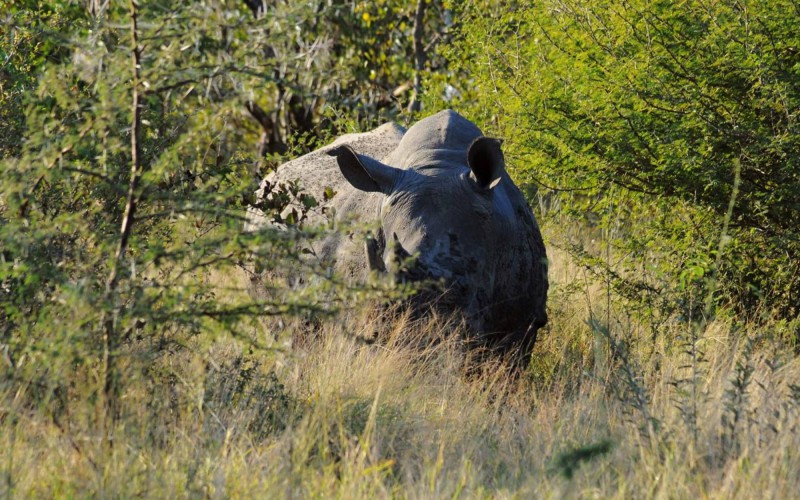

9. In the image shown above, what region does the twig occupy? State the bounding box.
[100,0,143,438]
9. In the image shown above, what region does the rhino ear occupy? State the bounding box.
[467,137,505,190]
[328,145,400,194]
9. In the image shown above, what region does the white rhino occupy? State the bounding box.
[247,110,548,364]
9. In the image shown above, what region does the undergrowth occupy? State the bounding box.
[1,235,798,498]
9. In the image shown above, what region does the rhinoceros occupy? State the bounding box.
[246,110,548,364]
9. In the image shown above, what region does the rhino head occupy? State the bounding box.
[327,135,507,323]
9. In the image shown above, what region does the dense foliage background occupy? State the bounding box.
[440,0,800,323]
[1,0,431,436]
[1,0,799,496]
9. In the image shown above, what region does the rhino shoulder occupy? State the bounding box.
[329,122,406,155]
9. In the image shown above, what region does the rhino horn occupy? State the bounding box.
[328,145,400,194]
[365,234,386,273]
[467,137,505,189]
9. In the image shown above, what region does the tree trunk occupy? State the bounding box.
[408,0,427,114]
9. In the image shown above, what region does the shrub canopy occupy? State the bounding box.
[440,0,800,318]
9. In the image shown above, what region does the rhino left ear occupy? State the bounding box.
[328,145,400,194]
[467,137,505,190]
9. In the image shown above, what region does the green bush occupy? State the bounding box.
[438,0,800,321]
[0,0,400,438]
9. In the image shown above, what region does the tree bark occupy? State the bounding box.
[408,0,427,114]
[100,0,143,438]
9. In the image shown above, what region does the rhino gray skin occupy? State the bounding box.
[247,110,548,363]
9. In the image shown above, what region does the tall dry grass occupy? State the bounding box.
[2,237,799,498]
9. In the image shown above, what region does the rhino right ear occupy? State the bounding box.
[467,137,505,190]
[328,145,400,194]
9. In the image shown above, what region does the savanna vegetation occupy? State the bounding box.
[1,0,798,497]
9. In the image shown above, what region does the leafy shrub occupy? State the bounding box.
[438,0,800,321]
[0,0,398,438]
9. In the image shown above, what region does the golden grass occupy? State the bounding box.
[2,237,799,498]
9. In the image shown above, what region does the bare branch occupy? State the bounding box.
[408,0,427,115]
[101,0,144,432]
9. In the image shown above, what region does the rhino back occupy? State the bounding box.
[245,122,405,232]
